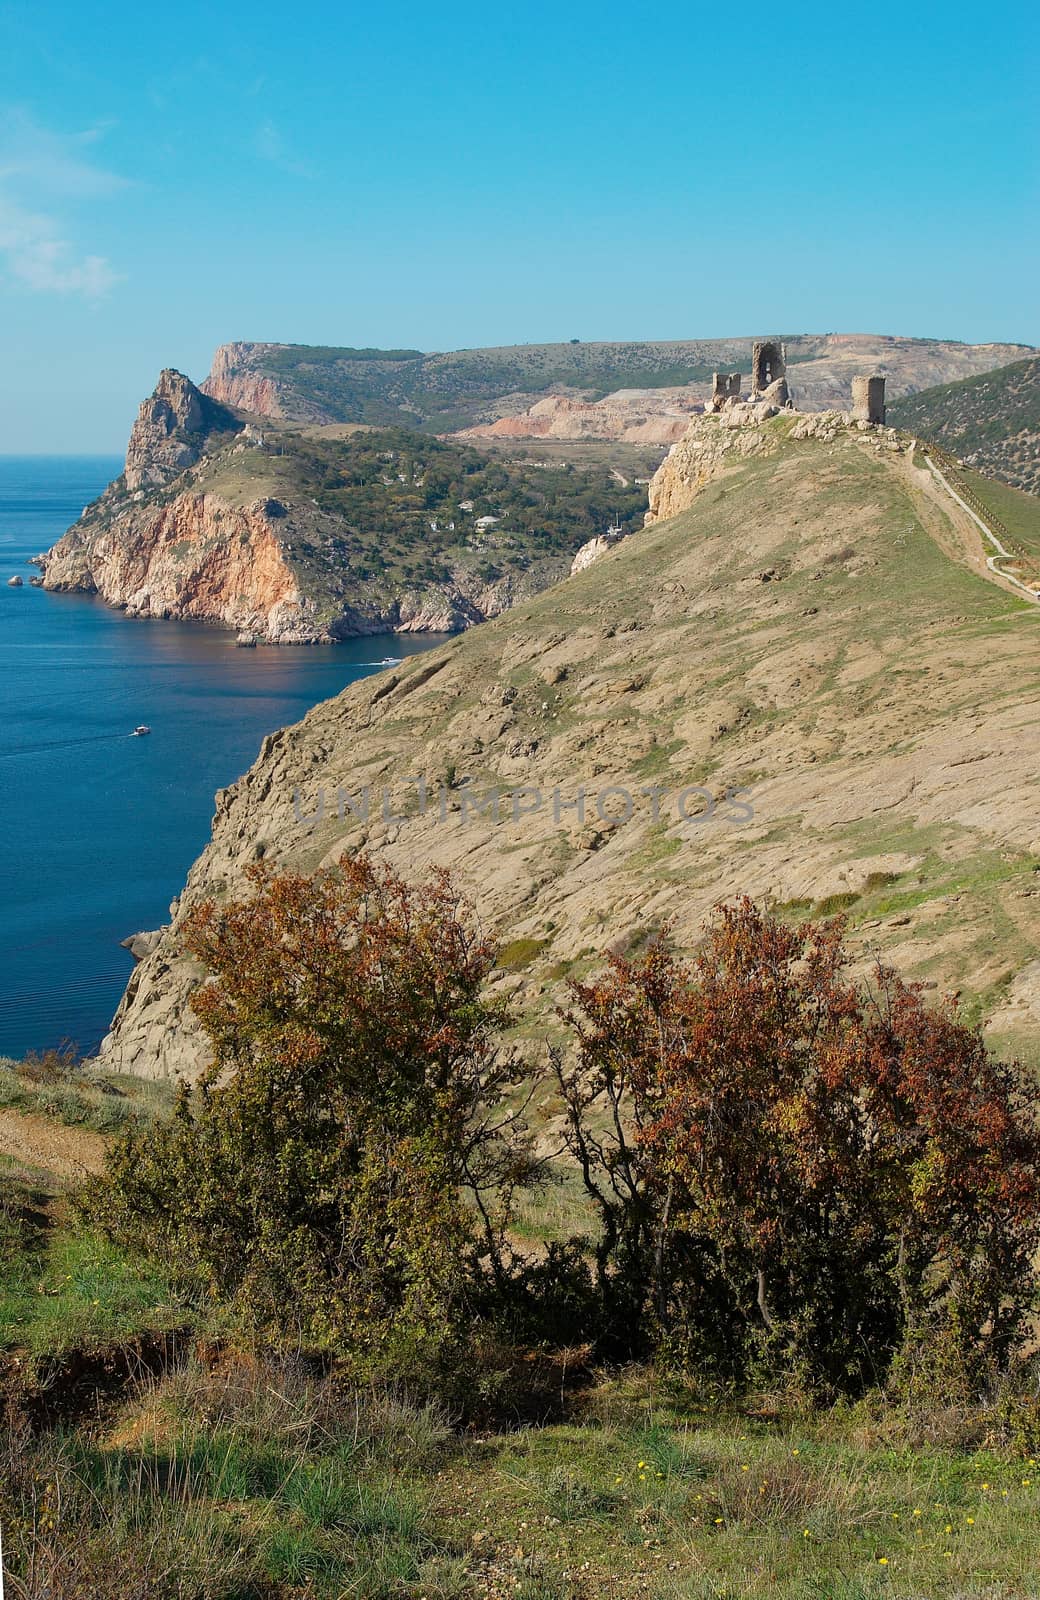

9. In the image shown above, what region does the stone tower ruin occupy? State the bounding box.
[851,374,886,425]
[708,371,741,411]
[750,339,790,405]
[751,340,786,392]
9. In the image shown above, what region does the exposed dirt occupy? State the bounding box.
[0,1108,107,1181]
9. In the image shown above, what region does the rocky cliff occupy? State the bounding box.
[203,343,302,421]
[41,373,643,642]
[124,368,242,491]
[98,410,1040,1080]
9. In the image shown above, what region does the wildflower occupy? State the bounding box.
[966,1517,975,1526]
[878,1556,889,1565]
[803,1529,810,1539]
[912,1508,922,1518]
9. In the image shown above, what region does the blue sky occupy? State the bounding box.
[0,0,1036,451]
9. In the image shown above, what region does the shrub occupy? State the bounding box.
[85,856,534,1381]
[553,899,1040,1394]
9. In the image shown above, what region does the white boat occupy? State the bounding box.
[378,655,401,665]
[131,725,151,737]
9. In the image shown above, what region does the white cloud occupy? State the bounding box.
[253,118,312,179]
[0,112,127,299]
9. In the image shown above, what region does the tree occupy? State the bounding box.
[89,856,533,1378]
[555,900,1040,1393]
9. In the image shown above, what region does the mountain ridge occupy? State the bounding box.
[202,334,1038,440]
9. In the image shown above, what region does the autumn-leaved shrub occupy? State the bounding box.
[85,856,533,1383]
[553,899,1040,1395]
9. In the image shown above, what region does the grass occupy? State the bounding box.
[498,937,551,971]
[0,1052,171,1136]
[0,1211,184,1359]
[4,1351,1040,1599]
[962,468,1040,553]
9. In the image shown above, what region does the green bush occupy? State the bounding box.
[85,856,534,1383]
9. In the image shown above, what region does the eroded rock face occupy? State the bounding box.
[125,370,240,492]
[44,493,314,638]
[460,390,699,446]
[645,413,776,524]
[202,343,294,420]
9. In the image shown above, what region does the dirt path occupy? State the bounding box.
[896,448,1031,602]
[0,1107,107,1182]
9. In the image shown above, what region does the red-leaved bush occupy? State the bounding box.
[554,899,1040,1393]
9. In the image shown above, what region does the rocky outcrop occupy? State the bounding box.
[569,527,627,574]
[644,406,904,525]
[125,370,241,492]
[42,490,322,640]
[120,929,166,963]
[202,344,296,420]
[41,368,587,643]
[42,483,563,643]
[645,413,777,524]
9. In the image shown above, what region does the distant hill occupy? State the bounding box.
[889,356,1040,495]
[203,335,1038,442]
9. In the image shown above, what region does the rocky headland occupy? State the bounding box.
[40,370,642,642]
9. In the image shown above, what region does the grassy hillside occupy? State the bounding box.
[9,419,1040,1598]
[103,413,1040,1080]
[890,356,1040,494]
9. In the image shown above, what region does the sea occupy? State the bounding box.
[0,456,444,1060]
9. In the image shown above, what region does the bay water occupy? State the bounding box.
[0,457,442,1059]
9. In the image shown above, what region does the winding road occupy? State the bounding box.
[923,453,1039,604]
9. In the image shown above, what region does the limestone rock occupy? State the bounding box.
[570,526,627,575]
[645,413,774,524]
[124,369,241,492]
[120,928,166,962]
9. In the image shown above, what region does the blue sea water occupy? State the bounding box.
[0,457,444,1059]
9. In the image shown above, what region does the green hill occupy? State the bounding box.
[890,356,1040,494]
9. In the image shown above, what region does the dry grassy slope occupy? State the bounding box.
[101,419,1040,1081]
